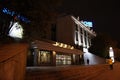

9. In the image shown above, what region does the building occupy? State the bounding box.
[27,15,96,66]
[56,15,96,52]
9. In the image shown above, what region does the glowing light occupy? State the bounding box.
[81,21,93,27]
[59,43,63,47]
[63,44,67,48]
[109,47,114,62]
[83,48,88,53]
[53,42,74,49]
[53,42,59,46]
[70,46,74,49]
[53,51,56,55]
[8,22,23,39]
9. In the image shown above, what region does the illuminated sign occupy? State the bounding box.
[2,8,30,23]
[8,21,23,39]
[53,42,74,49]
[81,21,93,27]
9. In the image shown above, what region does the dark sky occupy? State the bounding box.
[0,0,120,45]
[59,0,120,43]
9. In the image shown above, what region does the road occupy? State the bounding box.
[25,62,120,80]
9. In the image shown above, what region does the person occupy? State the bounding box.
[106,58,113,70]
[87,59,89,65]
[109,58,113,70]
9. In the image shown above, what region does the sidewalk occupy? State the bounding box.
[93,62,120,80]
[25,62,120,80]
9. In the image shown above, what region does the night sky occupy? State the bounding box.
[59,0,120,44]
[0,0,120,45]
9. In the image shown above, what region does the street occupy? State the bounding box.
[25,62,120,80]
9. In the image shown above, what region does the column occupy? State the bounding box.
[33,48,38,66]
[82,29,85,47]
[86,32,89,48]
[78,26,82,46]
[51,51,56,66]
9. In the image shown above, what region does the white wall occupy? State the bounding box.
[84,52,106,65]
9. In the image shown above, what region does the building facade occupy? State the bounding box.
[56,15,96,52]
[27,15,96,66]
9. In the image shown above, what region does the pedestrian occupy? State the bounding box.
[107,58,113,70]
[87,59,89,65]
[109,58,113,70]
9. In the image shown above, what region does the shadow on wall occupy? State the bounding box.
[84,52,106,65]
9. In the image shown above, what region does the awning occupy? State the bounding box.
[34,40,83,55]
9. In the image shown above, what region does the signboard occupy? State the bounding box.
[2,8,30,23]
[81,21,93,27]
[8,21,23,39]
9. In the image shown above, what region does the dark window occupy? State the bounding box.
[84,31,87,45]
[51,24,56,41]
[80,27,83,34]
[81,35,83,43]
[85,37,87,45]
[75,24,78,31]
[76,32,78,41]
[84,30,86,36]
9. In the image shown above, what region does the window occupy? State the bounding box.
[38,51,51,65]
[75,24,78,31]
[84,37,87,45]
[56,54,71,65]
[80,27,83,34]
[84,30,87,36]
[81,35,83,43]
[51,24,56,41]
[76,32,78,41]
[84,31,88,45]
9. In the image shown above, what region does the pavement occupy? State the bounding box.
[25,62,120,80]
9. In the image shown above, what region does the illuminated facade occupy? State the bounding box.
[56,15,96,52]
[27,15,96,66]
[27,40,82,66]
[8,21,23,39]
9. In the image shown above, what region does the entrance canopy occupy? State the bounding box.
[34,40,83,55]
